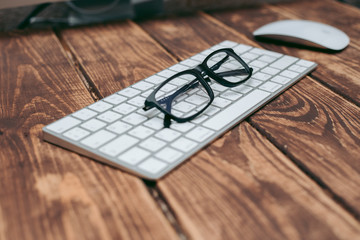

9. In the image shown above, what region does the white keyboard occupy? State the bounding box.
[43,40,317,180]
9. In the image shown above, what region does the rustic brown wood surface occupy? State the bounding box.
[1,0,360,239]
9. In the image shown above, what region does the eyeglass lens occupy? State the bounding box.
[206,51,249,83]
[154,73,211,118]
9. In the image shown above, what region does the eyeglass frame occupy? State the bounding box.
[143,48,253,127]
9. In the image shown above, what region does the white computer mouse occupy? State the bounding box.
[253,19,350,51]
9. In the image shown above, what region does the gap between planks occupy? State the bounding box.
[309,73,360,109]
[52,25,190,240]
[52,14,360,234]
[53,28,103,101]
[197,10,360,222]
[248,115,360,222]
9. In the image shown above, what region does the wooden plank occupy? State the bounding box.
[136,10,360,238]
[60,20,178,98]
[211,1,360,105]
[158,121,360,239]
[0,30,177,240]
[139,6,360,214]
[57,13,360,239]
[209,1,360,214]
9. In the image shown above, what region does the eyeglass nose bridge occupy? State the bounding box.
[194,65,207,75]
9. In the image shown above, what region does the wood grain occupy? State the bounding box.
[0,30,177,240]
[60,20,177,98]
[157,121,360,239]
[211,0,360,105]
[209,2,360,214]
[137,10,360,238]
[60,10,360,239]
[250,77,360,212]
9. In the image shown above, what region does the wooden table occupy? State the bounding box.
[1,0,360,239]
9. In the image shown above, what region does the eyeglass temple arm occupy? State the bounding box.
[155,78,202,128]
[157,79,199,106]
[217,68,253,77]
[144,78,201,112]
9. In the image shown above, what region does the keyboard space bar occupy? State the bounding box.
[203,89,271,131]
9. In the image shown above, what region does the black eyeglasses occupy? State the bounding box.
[143,48,253,127]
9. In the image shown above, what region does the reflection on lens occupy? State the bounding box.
[155,73,211,118]
[206,51,249,83]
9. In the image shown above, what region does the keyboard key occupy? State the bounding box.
[113,103,137,115]
[245,79,262,87]
[118,147,151,165]
[259,82,282,92]
[88,101,112,112]
[281,70,299,78]
[250,60,268,68]
[119,88,141,97]
[63,127,90,141]
[262,67,280,75]
[270,56,298,70]
[97,111,122,123]
[141,89,154,98]
[81,119,106,132]
[220,90,242,101]
[288,64,307,73]
[185,94,209,105]
[46,116,81,133]
[155,128,181,142]
[103,94,127,105]
[173,101,196,113]
[99,135,139,157]
[252,72,272,81]
[212,97,231,108]
[106,121,132,134]
[203,89,270,131]
[144,117,164,130]
[249,48,282,58]
[157,69,177,78]
[140,137,166,152]
[137,107,161,118]
[127,96,147,107]
[219,40,238,48]
[171,137,197,152]
[122,113,147,125]
[191,114,208,124]
[241,52,258,61]
[170,122,195,132]
[232,85,253,94]
[257,55,277,63]
[233,44,252,54]
[170,77,187,86]
[211,83,228,92]
[138,158,167,174]
[128,125,155,139]
[156,147,183,163]
[180,59,199,67]
[271,75,292,85]
[200,49,213,56]
[191,54,205,62]
[160,83,177,92]
[297,59,315,67]
[186,126,215,142]
[169,64,189,72]
[203,106,220,116]
[81,130,116,149]
[72,108,97,121]
[132,81,154,91]
[145,75,167,85]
